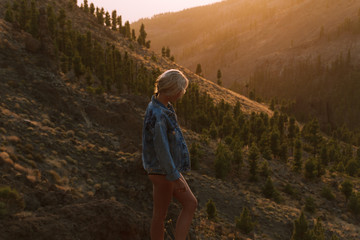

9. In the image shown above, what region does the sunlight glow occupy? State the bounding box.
[81,0,223,23]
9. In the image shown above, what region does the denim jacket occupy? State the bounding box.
[142,95,190,181]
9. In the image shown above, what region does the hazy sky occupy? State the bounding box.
[83,0,223,23]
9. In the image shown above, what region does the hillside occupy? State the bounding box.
[132,0,360,130]
[0,1,360,240]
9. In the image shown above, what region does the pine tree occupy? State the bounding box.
[190,142,200,170]
[105,11,111,27]
[214,143,231,179]
[111,10,117,30]
[19,0,29,30]
[341,180,353,201]
[249,143,260,181]
[291,211,309,240]
[137,23,147,46]
[165,47,170,58]
[308,218,325,240]
[30,0,39,37]
[305,158,316,179]
[270,130,280,158]
[209,122,217,139]
[293,138,302,172]
[235,207,254,234]
[124,21,131,38]
[217,69,222,86]
[161,46,166,57]
[83,0,89,13]
[96,7,104,25]
[260,160,270,178]
[73,51,85,78]
[89,3,95,15]
[279,142,288,162]
[196,64,203,76]
[5,4,14,23]
[117,16,122,34]
[233,142,243,170]
[132,29,136,41]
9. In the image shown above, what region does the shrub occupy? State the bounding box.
[206,199,217,220]
[291,211,309,240]
[348,192,360,215]
[304,196,316,213]
[304,158,316,179]
[190,142,201,170]
[321,186,335,201]
[0,186,24,217]
[345,159,358,176]
[341,180,353,201]
[235,207,254,234]
[260,160,270,178]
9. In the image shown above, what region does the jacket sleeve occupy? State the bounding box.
[153,115,180,181]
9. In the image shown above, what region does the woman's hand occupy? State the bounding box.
[174,177,187,192]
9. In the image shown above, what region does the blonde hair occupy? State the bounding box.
[154,69,189,96]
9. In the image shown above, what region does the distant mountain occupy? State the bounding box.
[132,0,360,130]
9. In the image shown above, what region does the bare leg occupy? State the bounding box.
[173,174,198,240]
[148,175,173,240]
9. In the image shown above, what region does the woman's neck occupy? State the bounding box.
[156,93,169,107]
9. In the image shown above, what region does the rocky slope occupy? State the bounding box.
[0,1,359,240]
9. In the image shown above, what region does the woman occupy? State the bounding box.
[142,69,197,240]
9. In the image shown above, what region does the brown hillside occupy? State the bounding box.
[132,0,360,86]
[0,1,359,240]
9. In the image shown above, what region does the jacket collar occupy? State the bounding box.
[151,95,175,113]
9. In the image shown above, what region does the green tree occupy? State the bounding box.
[117,15,122,33]
[5,4,14,23]
[233,142,243,170]
[89,3,95,15]
[161,46,166,57]
[137,23,147,46]
[166,46,170,58]
[105,11,111,27]
[111,10,117,30]
[345,159,358,176]
[196,63,202,76]
[83,0,89,13]
[190,142,201,170]
[270,130,280,158]
[347,192,360,215]
[73,51,85,78]
[249,143,260,181]
[341,180,353,201]
[96,7,104,25]
[206,199,217,220]
[279,142,288,162]
[124,21,131,38]
[320,145,328,166]
[217,69,222,86]
[263,177,277,200]
[209,122,218,139]
[260,160,270,178]
[214,143,231,179]
[308,218,325,240]
[321,186,335,201]
[305,158,316,179]
[291,211,309,240]
[235,207,254,234]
